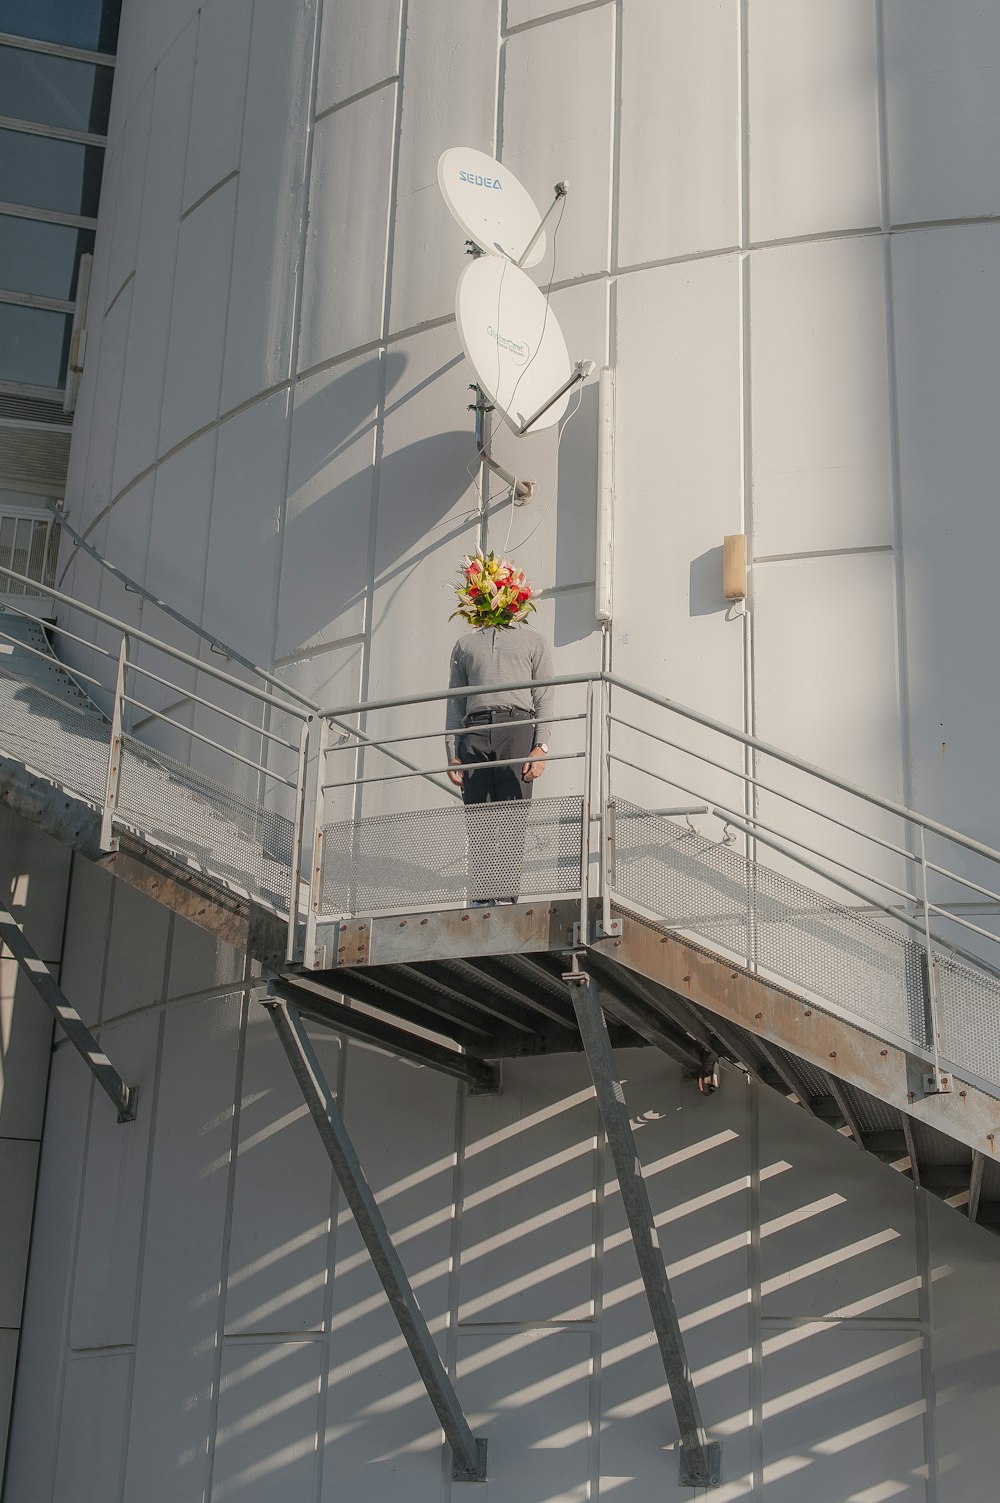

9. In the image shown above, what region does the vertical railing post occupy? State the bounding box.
[579,679,595,940]
[599,675,618,937]
[302,716,329,970]
[917,826,950,1093]
[99,634,128,852]
[286,717,312,964]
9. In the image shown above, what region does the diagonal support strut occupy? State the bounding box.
[263,995,488,1482]
[0,899,136,1122]
[564,956,719,1489]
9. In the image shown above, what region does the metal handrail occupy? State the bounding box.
[0,563,311,721]
[320,667,1000,872]
[604,671,1000,870]
[320,749,583,792]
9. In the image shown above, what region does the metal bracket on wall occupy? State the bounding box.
[263,994,489,1483]
[563,953,719,1489]
[0,899,136,1122]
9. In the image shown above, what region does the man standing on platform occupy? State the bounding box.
[446,550,553,904]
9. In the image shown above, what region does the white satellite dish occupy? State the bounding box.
[437,147,546,268]
[456,256,573,434]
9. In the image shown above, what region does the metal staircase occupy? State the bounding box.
[3,561,1000,1486]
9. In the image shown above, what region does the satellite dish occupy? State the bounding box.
[437,147,546,268]
[456,256,572,434]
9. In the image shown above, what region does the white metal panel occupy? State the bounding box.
[0,962,53,1141]
[750,237,893,557]
[101,473,155,618]
[748,0,881,243]
[0,810,71,960]
[298,85,396,374]
[159,176,237,456]
[0,1050,88,1503]
[506,0,583,26]
[387,0,499,337]
[51,1353,132,1503]
[122,994,243,1503]
[892,223,1000,847]
[619,0,740,266]
[502,5,614,284]
[599,1054,752,1495]
[761,1324,926,1501]
[487,278,608,595]
[114,0,200,119]
[113,25,197,495]
[278,354,380,657]
[366,324,481,814]
[213,1339,323,1502]
[612,256,745,817]
[456,1329,592,1503]
[461,1055,597,1323]
[201,390,290,668]
[146,427,217,631]
[752,551,904,790]
[83,281,133,528]
[58,860,113,1029]
[225,1008,337,1335]
[0,1139,38,1327]
[758,1084,919,1319]
[751,552,906,900]
[316,0,401,116]
[182,0,253,214]
[102,878,171,1022]
[883,0,1000,227]
[220,0,315,414]
[924,1192,1000,1503]
[104,79,154,311]
[68,1014,159,1350]
[321,1040,457,1502]
[0,1327,15,1485]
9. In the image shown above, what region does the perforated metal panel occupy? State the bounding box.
[613,802,931,1054]
[319,795,584,914]
[117,737,294,915]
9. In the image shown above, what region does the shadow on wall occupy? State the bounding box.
[689,545,727,617]
[281,350,478,652]
[178,1037,986,1502]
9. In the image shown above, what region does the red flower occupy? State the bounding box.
[468,586,479,597]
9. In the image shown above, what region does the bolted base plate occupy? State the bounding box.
[452,1436,488,1483]
[679,1440,721,1488]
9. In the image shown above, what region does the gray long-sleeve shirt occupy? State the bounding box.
[446,623,554,757]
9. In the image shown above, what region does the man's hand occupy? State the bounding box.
[522,747,547,782]
[448,758,464,787]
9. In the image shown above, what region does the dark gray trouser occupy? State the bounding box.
[458,711,535,901]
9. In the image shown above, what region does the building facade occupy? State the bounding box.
[3,2,1000,1499]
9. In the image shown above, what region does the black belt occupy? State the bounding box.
[464,706,533,725]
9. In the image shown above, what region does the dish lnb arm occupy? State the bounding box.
[516,179,570,269]
[516,359,596,436]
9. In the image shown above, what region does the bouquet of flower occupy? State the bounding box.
[450,549,536,629]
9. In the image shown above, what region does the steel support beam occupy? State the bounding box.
[564,960,718,1489]
[0,900,135,1122]
[969,1151,984,1224]
[271,977,500,1094]
[264,997,488,1482]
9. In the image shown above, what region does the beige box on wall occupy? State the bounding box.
[723,533,747,599]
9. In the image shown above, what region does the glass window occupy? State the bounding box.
[0,215,94,300]
[0,45,113,134]
[0,127,103,217]
[1,0,121,54]
[0,301,70,387]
